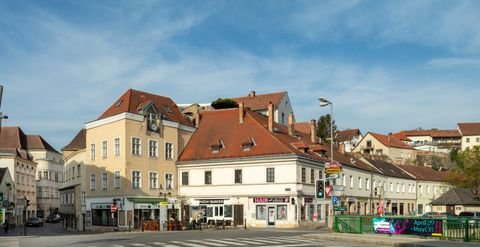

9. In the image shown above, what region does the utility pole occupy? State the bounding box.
[0,85,9,133]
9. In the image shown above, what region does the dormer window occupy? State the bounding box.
[241,138,256,151]
[210,139,225,153]
[147,112,159,132]
[163,105,173,114]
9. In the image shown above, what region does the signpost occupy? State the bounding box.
[332,196,339,206]
[325,186,333,197]
[334,206,347,211]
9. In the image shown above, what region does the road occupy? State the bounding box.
[0,223,389,247]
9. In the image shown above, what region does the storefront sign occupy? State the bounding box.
[373,218,443,236]
[91,203,112,209]
[347,197,356,202]
[199,199,224,205]
[134,203,161,209]
[253,197,289,203]
[326,168,341,174]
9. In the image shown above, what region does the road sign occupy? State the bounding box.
[325,168,341,174]
[333,185,345,191]
[325,185,333,197]
[332,196,340,206]
[328,161,342,169]
[111,204,117,213]
[325,174,340,180]
[334,206,347,211]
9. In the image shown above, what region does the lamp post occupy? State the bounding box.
[319,97,333,161]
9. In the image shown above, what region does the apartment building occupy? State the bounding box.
[0,167,15,223]
[81,89,195,231]
[392,129,461,153]
[353,132,416,165]
[457,122,480,151]
[178,103,328,228]
[336,129,363,153]
[0,127,37,224]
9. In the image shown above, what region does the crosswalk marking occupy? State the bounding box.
[221,238,263,245]
[149,242,165,246]
[237,237,282,244]
[130,244,146,247]
[170,241,207,247]
[188,239,227,247]
[269,236,317,243]
[204,239,247,246]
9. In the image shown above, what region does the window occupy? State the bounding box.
[266,168,275,182]
[402,184,405,193]
[342,174,346,186]
[373,180,376,190]
[114,138,120,156]
[114,171,120,189]
[310,169,314,184]
[149,140,158,158]
[102,172,108,190]
[72,167,75,179]
[132,137,141,155]
[182,172,189,185]
[165,142,174,160]
[390,182,393,192]
[205,171,212,185]
[90,143,96,160]
[476,137,480,143]
[366,140,372,147]
[149,172,158,189]
[466,138,470,143]
[366,178,370,190]
[358,177,362,189]
[38,171,42,180]
[301,168,306,183]
[90,174,96,190]
[350,176,353,188]
[165,173,173,190]
[396,183,400,193]
[132,171,141,188]
[235,169,242,184]
[102,141,108,158]
[408,184,412,193]
[412,185,416,193]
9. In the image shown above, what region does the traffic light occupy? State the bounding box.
[315,179,325,199]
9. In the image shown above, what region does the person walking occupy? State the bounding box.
[3,219,10,234]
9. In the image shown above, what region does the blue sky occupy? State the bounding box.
[1,0,480,150]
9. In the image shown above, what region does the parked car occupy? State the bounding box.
[26,217,43,227]
[458,211,480,218]
[46,215,61,223]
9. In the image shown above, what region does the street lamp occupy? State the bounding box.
[318,97,333,162]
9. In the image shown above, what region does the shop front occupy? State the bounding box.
[188,198,234,226]
[251,196,291,228]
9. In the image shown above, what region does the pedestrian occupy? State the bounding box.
[3,219,10,234]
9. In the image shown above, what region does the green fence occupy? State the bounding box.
[334,215,480,242]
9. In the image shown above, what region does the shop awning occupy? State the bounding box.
[127,197,167,203]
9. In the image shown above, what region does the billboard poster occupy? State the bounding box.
[373,217,443,236]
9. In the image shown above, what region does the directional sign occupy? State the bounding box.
[326,168,341,174]
[325,174,340,180]
[333,185,345,191]
[332,196,340,206]
[334,206,347,211]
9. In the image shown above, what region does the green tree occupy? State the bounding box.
[211,98,239,109]
[447,146,480,197]
[316,114,337,144]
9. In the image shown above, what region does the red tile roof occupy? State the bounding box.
[393,130,461,138]
[232,91,287,111]
[294,122,311,135]
[26,135,59,154]
[97,89,193,126]
[0,127,33,160]
[458,122,480,136]
[369,132,414,150]
[396,165,450,182]
[178,108,324,162]
[62,129,86,151]
[336,129,361,142]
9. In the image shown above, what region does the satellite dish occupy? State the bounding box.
[150,122,159,131]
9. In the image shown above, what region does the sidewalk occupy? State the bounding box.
[302,232,480,247]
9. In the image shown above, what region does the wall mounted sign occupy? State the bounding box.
[373,218,443,236]
[199,199,224,205]
[253,197,289,203]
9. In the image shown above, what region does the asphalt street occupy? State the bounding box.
[0,226,391,247]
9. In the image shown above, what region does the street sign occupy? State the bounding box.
[325,168,341,174]
[325,185,333,197]
[328,161,342,169]
[111,204,117,213]
[325,174,340,180]
[332,196,340,206]
[333,185,345,191]
[334,206,347,211]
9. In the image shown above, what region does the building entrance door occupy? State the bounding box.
[233,204,243,226]
[267,207,275,226]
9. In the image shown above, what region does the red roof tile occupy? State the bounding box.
[294,122,311,135]
[393,130,461,138]
[396,165,450,182]
[178,108,324,162]
[458,122,480,136]
[97,89,193,127]
[62,129,86,151]
[369,132,414,150]
[232,91,287,111]
[26,135,59,154]
[336,129,361,142]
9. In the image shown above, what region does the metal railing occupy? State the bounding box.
[334,215,480,242]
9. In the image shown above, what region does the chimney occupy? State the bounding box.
[239,102,245,124]
[193,109,201,128]
[268,101,274,132]
[339,143,345,154]
[310,119,317,143]
[249,90,256,97]
[288,112,295,136]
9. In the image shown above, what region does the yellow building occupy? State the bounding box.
[64,89,195,232]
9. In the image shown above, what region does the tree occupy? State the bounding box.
[316,114,337,144]
[211,98,239,109]
[447,146,480,197]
